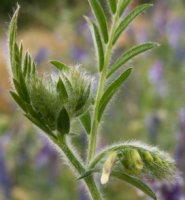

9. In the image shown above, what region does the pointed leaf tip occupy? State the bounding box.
[88,0,109,43]
[50,60,69,71]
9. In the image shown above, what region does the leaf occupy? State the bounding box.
[50,60,69,71]
[80,110,91,134]
[112,171,157,200]
[98,68,132,121]
[113,4,153,45]
[119,0,132,17]
[23,52,29,76]
[85,16,104,71]
[57,107,70,135]
[10,91,27,112]
[107,0,117,14]
[9,5,20,72]
[107,42,159,78]
[57,78,68,102]
[88,0,109,43]
[13,78,30,103]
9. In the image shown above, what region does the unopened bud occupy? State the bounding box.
[101,152,117,184]
[143,151,154,164]
[154,156,162,165]
[121,149,143,175]
[130,149,143,172]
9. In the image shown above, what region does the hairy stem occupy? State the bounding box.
[57,136,103,200]
[88,12,120,162]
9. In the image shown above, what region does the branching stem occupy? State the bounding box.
[57,136,103,200]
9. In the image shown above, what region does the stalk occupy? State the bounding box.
[57,136,103,200]
[88,11,120,162]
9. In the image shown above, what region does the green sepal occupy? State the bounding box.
[50,60,69,71]
[112,171,157,200]
[98,68,132,121]
[57,107,70,135]
[80,110,91,134]
[107,42,159,78]
[113,4,153,45]
[84,16,104,72]
[57,78,68,102]
[88,0,109,43]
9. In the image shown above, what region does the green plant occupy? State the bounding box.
[8,1,177,200]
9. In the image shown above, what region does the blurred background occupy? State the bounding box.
[0,0,185,199]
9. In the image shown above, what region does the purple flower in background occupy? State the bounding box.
[34,136,60,185]
[148,60,167,97]
[175,108,185,170]
[34,47,50,66]
[0,142,12,200]
[166,16,183,49]
[147,177,184,200]
[145,112,160,144]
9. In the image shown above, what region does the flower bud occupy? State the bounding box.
[101,151,117,184]
[121,149,143,175]
[153,156,162,165]
[143,151,154,164]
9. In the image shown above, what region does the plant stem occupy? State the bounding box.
[57,136,103,200]
[88,12,120,162]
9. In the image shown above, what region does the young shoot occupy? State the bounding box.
[8,1,177,200]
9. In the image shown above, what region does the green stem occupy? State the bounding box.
[57,136,103,200]
[88,12,120,162]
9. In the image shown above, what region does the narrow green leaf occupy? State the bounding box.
[119,0,132,17]
[14,42,22,79]
[107,0,117,14]
[13,78,30,103]
[50,60,69,71]
[19,42,23,63]
[10,91,27,112]
[88,0,109,43]
[57,107,70,135]
[98,68,132,121]
[107,42,159,78]
[9,5,20,71]
[27,54,32,76]
[80,110,91,134]
[85,16,104,72]
[23,52,29,77]
[113,4,153,45]
[57,78,68,101]
[112,171,157,200]
[31,62,36,75]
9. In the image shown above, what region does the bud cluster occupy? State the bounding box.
[27,66,92,133]
[100,142,177,184]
